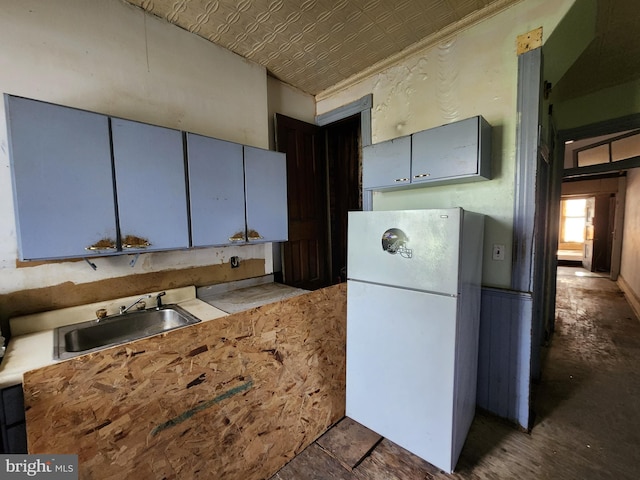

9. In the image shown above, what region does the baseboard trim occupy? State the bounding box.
[617,275,640,322]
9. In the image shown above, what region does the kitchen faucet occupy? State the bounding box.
[119,294,152,314]
[155,291,166,310]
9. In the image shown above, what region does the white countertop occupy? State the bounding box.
[0,287,228,389]
[198,281,308,314]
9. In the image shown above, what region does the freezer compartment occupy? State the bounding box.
[347,208,464,295]
[346,280,459,472]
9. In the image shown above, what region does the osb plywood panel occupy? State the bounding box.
[516,27,543,55]
[125,0,518,94]
[23,283,347,480]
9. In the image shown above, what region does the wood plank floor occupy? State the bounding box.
[271,267,640,479]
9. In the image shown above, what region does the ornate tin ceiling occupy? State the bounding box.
[122,0,640,100]
[123,0,519,95]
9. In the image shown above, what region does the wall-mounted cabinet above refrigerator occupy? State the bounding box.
[362,115,492,194]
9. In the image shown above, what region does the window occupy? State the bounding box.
[575,130,640,167]
[560,198,587,243]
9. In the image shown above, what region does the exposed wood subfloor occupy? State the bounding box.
[271,266,640,479]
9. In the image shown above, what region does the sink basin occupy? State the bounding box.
[54,305,201,360]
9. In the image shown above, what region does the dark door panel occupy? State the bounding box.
[275,114,330,290]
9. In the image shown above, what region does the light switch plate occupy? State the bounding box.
[492,244,505,261]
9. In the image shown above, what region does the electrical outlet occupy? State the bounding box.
[492,244,505,261]
[230,256,240,268]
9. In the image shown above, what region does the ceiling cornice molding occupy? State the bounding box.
[315,0,523,102]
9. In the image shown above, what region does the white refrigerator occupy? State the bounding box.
[346,208,484,473]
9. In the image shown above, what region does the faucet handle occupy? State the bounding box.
[156,291,166,309]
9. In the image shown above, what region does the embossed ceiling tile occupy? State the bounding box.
[150,0,221,34]
[423,1,458,25]
[449,0,485,19]
[215,2,287,55]
[124,0,521,94]
[247,3,337,60]
[391,6,436,36]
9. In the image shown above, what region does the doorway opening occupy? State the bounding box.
[326,115,362,283]
[557,197,588,265]
[275,112,362,290]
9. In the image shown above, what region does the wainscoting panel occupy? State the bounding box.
[477,287,532,430]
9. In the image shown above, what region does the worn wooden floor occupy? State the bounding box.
[271,266,640,479]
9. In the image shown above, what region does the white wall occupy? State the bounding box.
[0,0,274,297]
[267,76,315,150]
[619,168,640,315]
[316,0,575,289]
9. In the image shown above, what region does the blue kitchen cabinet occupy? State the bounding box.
[186,133,246,246]
[111,119,189,252]
[5,95,118,260]
[187,138,288,247]
[7,94,285,258]
[244,146,288,243]
[362,134,411,189]
[362,116,491,192]
[411,115,491,185]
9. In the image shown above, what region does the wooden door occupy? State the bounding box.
[275,114,330,290]
[592,194,614,272]
[582,197,595,271]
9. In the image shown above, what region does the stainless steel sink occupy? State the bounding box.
[53,305,201,360]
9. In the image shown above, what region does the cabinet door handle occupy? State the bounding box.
[85,240,117,251]
[122,235,151,249]
[229,232,245,242]
[413,173,430,178]
[122,242,151,249]
[394,178,409,182]
[247,229,263,241]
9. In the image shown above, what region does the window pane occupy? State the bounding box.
[564,198,586,217]
[612,133,640,162]
[563,218,585,242]
[577,144,609,167]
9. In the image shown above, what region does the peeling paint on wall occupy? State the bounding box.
[437,37,460,122]
[372,57,430,141]
[371,36,463,141]
[318,0,579,289]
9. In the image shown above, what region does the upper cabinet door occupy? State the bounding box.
[411,116,485,183]
[5,95,117,260]
[244,146,288,243]
[362,135,411,189]
[111,119,189,252]
[186,133,246,247]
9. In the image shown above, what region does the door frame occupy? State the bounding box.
[556,113,640,280]
[316,94,372,145]
[316,95,373,211]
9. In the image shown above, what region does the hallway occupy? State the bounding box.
[271,266,640,479]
